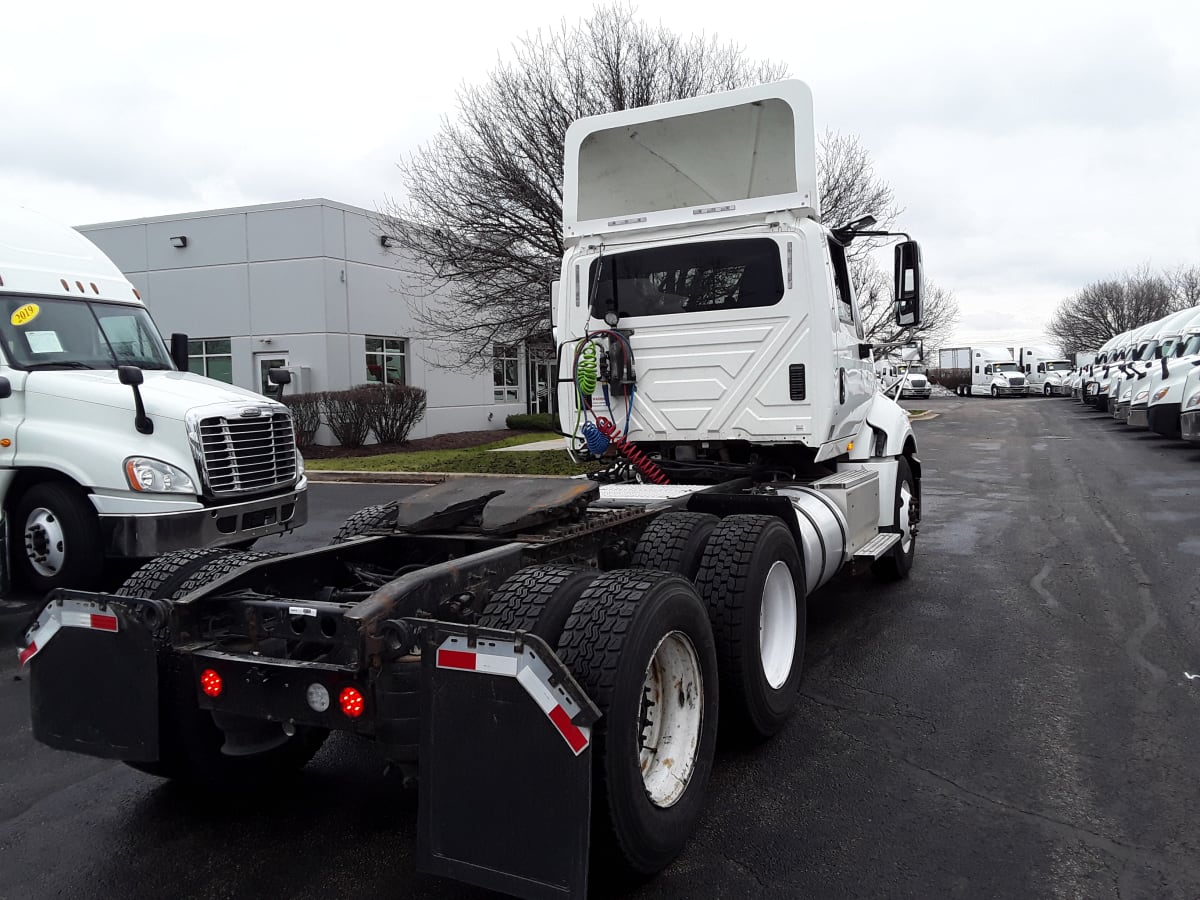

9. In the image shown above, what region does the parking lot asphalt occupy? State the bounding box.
[3,396,1200,899]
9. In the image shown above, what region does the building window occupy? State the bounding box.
[494,344,520,402]
[365,336,407,385]
[188,338,233,383]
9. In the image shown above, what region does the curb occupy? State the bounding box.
[909,412,940,422]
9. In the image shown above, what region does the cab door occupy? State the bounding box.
[826,238,873,439]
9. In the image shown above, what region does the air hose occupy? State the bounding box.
[596,417,669,484]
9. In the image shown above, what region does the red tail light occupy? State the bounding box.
[339,686,365,718]
[200,668,223,698]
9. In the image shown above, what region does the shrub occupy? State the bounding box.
[282,392,322,449]
[322,386,376,448]
[369,383,427,444]
[506,412,556,431]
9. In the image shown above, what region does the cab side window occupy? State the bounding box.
[827,240,856,329]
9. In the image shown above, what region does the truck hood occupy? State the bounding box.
[23,370,277,422]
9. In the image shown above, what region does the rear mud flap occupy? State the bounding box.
[417,623,600,900]
[23,592,160,761]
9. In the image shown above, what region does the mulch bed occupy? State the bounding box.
[301,429,533,460]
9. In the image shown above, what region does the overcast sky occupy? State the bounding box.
[4,0,1198,348]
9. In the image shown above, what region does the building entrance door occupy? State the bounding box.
[255,353,289,399]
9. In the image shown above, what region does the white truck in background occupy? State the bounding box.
[0,206,307,593]
[875,348,932,399]
[1138,306,1200,436]
[1015,346,1072,396]
[941,346,1028,397]
[1109,309,1196,424]
[19,81,927,899]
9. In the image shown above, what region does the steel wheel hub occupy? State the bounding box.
[24,507,66,577]
[759,560,798,690]
[638,630,703,808]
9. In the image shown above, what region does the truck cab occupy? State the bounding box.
[0,206,307,591]
[1016,347,1071,396]
[554,80,920,472]
[965,348,1026,397]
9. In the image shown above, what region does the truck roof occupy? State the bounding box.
[0,206,140,304]
[562,80,817,243]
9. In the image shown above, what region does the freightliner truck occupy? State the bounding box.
[17,81,925,899]
[0,207,307,593]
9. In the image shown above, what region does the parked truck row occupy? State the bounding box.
[938,345,1071,397]
[18,82,927,899]
[1054,304,1200,443]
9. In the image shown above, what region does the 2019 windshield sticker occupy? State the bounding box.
[10,303,39,326]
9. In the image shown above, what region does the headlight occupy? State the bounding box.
[1135,390,1149,403]
[1152,387,1170,403]
[1186,392,1200,410]
[124,457,196,493]
[1120,387,1132,400]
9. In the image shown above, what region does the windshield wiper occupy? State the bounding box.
[24,361,95,370]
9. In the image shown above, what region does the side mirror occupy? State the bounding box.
[268,368,292,386]
[118,365,144,386]
[0,376,10,400]
[170,333,190,372]
[893,240,923,328]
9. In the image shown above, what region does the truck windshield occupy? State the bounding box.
[588,238,784,319]
[0,295,172,371]
[992,362,1018,372]
[1179,334,1200,357]
[1045,361,1070,371]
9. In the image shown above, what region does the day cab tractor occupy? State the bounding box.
[18,80,925,899]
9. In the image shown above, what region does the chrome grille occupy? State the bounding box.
[1011,377,1025,386]
[197,412,297,497]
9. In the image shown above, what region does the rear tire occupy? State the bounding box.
[331,502,399,543]
[871,457,918,582]
[557,570,718,876]
[694,515,805,739]
[630,512,719,581]
[115,547,233,599]
[478,565,599,646]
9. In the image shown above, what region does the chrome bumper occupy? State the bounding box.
[1127,405,1148,428]
[100,485,308,557]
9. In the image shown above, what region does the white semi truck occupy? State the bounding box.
[0,207,307,593]
[18,81,925,899]
[875,348,932,399]
[1134,306,1200,435]
[941,346,1028,397]
[1015,346,1072,396]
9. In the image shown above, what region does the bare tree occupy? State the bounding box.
[817,131,899,258]
[1048,266,1186,358]
[384,3,929,369]
[1168,264,1200,308]
[382,3,788,366]
[850,256,958,351]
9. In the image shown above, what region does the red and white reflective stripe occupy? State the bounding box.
[437,639,591,756]
[18,605,119,667]
[436,647,519,676]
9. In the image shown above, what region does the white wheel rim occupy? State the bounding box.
[24,506,66,577]
[638,630,703,808]
[898,482,915,553]
[758,560,798,690]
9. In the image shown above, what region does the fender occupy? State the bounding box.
[848,393,915,461]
